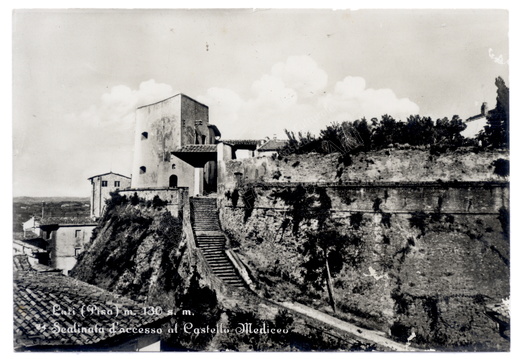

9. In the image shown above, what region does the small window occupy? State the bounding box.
[141,132,148,140]
[75,247,82,257]
[114,181,120,187]
[101,180,108,187]
[140,166,146,174]
[172,164,176,170]
[75,229,81,238]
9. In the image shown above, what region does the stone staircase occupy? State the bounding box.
[190,197,246,289]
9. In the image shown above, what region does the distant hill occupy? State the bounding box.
[13,197,90,203]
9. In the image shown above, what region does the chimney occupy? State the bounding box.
[481,102,488,116]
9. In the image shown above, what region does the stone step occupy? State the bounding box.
[192,196,248,290]
[198,242,225,246]
[213,269,237,274]
[207,261,235,268]
[197,240,226,244]
[206,258,231,264]
[201,251,226,255]
[199,247,225,251]
[205,254,228,259]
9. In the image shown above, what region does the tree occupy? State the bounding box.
[479,76,509,148]
[434,116,467,146]
[404,115,435,146]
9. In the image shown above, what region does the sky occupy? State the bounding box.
[12,8,509,197]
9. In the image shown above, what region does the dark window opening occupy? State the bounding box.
[141,132,148,140]
[75,248,82,258]
[114,181,120,187]
[201,135,206,144]
[169,175,178,188]
[75,229,81,238]
[101,181,108,187]
[140,166,146,174]
[172,164,176,170]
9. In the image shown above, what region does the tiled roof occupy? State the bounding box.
[174,144,217,153]
[221,139,262,146]
[13,255,60,273]
[87,171,131,180]
[13,239,47,252]
[256,139,288,151]
[14,271,170,349]
[39,216,96,225]
[465,114,486,123]
[13,255,34,271]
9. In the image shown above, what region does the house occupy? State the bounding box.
[22,216,41,238]
[14,269,170,351]
[88,172,131,218]
[255,138,288,157]
[39,216,96,275]
[461,102,489,138]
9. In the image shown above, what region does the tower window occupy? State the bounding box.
[140,166,146,174]
[141,132,148,140]
[101,181,108,187]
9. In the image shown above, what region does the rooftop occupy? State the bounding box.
[13,255,60,273]
[465,114,486,123]
[221,139,262,146]
[256,139,288,151]
[173,144,218,153]
[136,93,208,110]
[39,216,96,226]
[14,271,170,349]
[87,171,131,180]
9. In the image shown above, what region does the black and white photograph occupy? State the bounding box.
[10,5,511,353]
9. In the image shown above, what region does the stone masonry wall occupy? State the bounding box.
[216,148,509,350]
[219,188,509,350]
[218,148,508,193]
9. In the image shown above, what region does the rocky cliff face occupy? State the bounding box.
[70,200,186,306]
[69,195,376,351]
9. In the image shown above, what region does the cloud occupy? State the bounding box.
[250,75,298,108]
[320,76,420,122]
[13,80,175,196]
[271,55,328,98]
[199,57,419,139]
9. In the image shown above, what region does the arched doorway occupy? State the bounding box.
[169,175,178,188]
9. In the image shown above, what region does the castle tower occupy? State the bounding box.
[131,94,215,195]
